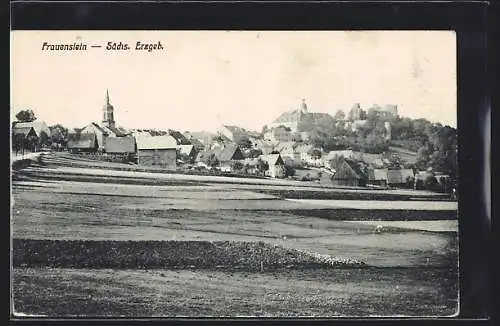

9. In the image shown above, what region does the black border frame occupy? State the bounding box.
[8,0,492,324]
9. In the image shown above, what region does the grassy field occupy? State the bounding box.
[12,266,457,317]
[11,153,459,317]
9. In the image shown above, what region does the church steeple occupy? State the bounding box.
[102,89,116,129]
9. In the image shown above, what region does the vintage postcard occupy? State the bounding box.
[10,30,458,317]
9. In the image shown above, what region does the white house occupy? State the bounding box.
[264,126,293,142]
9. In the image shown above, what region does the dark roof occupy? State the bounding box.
[259,154,284,166]
[108,126,128,137]
[344,158,367,179]
[67,133,97,149]
[168,130,190,145]
[328,157,368,179]
[196,144,244,162]
[12,126,36,137]
[195,149,212,162]
[90,122,109,135]
[12,121,51,137]
[214,144,244,162]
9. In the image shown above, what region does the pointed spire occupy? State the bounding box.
[105,89,110,104]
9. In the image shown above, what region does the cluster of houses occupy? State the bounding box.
[12,92,452,191]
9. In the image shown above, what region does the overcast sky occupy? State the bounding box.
[11,30,456,132]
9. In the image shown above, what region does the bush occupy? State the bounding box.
[231,161,244,172]
[284,165,296,177]
[301,173,313,181]
[424,175,438,191]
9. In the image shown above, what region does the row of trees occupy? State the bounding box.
[306,120,390,154]
[290,108,457,177]
[198,153,272,176]
[390,117,458,178]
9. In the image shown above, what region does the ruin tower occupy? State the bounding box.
[102,89,116,129]
[349,103,362,121]
[300,98,308,114]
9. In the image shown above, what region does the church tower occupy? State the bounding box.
[102,89,116,129]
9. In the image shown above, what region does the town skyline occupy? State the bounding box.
[11,30,457,132]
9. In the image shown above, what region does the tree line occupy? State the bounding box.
[303,107,457,177]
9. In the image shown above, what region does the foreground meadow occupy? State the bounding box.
[11,153,459,317]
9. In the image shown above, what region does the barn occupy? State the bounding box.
[67,133,98,153]
[367,168,388,187]
[104,136,136,154]
[213,143,245,172]
[330,157,368,187]
[12,125,39,153]
[136,135,177,169]
[387,169,415,188]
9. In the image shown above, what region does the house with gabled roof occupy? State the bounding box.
[273,141,301,167]
[177,144,197,163]
[387,168,415,187]
[12,125,39,153]
[67,133,98,153]
[214,144,240,162]
[367,168,388,187]
[258,154,286,178]
[12,125,37,138]
[136,135,177,169]
[80,122,109,150]
[12,121,51,138]
[295,143,316,161]
[330,157,368,187]
[195,143,244,171]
